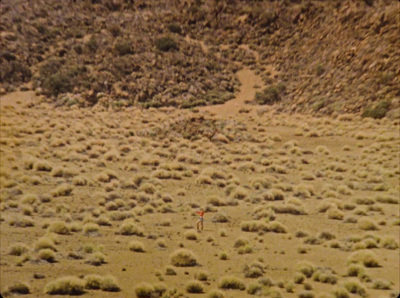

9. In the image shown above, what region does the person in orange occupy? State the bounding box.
[196,208,205,232]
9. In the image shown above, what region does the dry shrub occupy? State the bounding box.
[51,184,72,197]
[381,237,399,249]
[343,279,366,297]
[271,204,307,215]
[119,220,144,236]
[135,282,154,298]
[296,261,315,278]
[9,216,35,227]
[48,221,70,235]
[6,282,30,295]
[86,252,106,266]
[38,248,56,262]
[186,280,204,293]
[44,276,85,295]
[327,208,344,220]
[21,194,38,205]
[348,250,380,267]
[100,275,121,292]
[83,223,100,235]
[34,160,53,171]
[372,278,392,290]
[218,276,246,290]
[312,268,337,284]
[84,274,102,290]
[35,236,57,251]
[184,229,199,240]
[170,249,197,267]
[358,218,378,231]
[208,289,225,298]
[9,243,29,256]
[129,240,145,252]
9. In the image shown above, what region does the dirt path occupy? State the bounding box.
[0,90,37,109]
[200,68,264,117]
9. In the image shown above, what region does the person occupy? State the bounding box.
[196,208,205,232]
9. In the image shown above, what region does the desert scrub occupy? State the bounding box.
[84,274,102,290]
[48,221,70,235]
[170,249,197,267]
[219,251,228,260]
[155,36,178,52]
[129,240,145,252]
[312,268,337,284]
[381,236,399,249]
[296,261,315,278]
[247,283,262,295]
[343,279,366,296]
[357,218,378,231]
[372,278,392,289]
[8,243,29,256]
[83,223,100,235]
[35,236,57,251]
[100,275,121,292]
[44,276,85,295]
[38,248,56,262]
[327,208,344,220]
[5,282,30,295]
[51,183,72,197]
[185,280,204,293]
[21,193,38,205]
[208,289,225,298]
[184,229,199,240]
[119,220,144,236]
[218,276,246,290]
[348,250,379,267]
[86,252,106,266]
[165,266,177,275]
[254,86,281,105]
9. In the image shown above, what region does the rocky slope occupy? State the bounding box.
[0,0,399,117]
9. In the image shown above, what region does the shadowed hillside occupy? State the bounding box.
[0,0,399,117]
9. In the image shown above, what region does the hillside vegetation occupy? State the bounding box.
[0,0,399,116]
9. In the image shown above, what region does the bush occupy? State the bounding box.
[362,101,390,119]
[86,252,106,266]
[9,243,29,256]
[48,221,70,235]
[254,86,281,105]
[296,261,315,278]
[155,36,178,52]
[170,249,197,267]
[218,276,246,290]
[135,282,154,298]
[348,250,380,267]
[372,278,392,289]
[165,266,177,275]
[84,274,102,290]
[184,229,199,240]
[6,282,30,294]
[129,240,145,252]
[44,276,85,295]
[168,23,183,35]
[358,218,378,231]
[247,283,262,295]
[38,248,56,263]
[208,289,225,298]
[186,280,204,293]
[119,221,144,236]
[114,39,133,56]
[343,280,366,297]
[100,275,121,292]
[381,237,399,249]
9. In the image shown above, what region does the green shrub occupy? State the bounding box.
[218,276,246,290]
[42,72,72,96]
[254,86,281,105]
[155,36,178,52]
[362,101,390,119]
[185,280,204,293]
[44,276,85,295]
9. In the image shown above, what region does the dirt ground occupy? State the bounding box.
[0,69,399,297]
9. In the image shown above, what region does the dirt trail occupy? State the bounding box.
[200,68,264,117]
[0,90,36,109]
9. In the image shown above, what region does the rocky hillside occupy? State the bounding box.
[0,0,399,117]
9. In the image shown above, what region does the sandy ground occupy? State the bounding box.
[0,70,399,297]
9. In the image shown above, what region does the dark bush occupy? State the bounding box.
[108,24,121,37]
[254,86,281,105]
[362,101,390,119]
[42,72,72,96]
[168,24,183,35]
[155,36,179,52]
[114,39,133,56]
